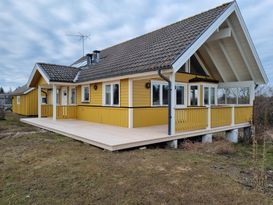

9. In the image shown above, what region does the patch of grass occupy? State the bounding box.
[0,113,273,205]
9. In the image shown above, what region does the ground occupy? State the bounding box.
[0,113,272,205]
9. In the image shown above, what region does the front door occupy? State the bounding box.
[61,87,68,106]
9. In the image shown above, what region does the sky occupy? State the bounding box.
[0,0,272,91]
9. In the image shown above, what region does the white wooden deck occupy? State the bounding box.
[21,118,250,151]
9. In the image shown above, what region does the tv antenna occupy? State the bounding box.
[67,33,90,56]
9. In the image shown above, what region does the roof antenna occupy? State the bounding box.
[67,33,90,56]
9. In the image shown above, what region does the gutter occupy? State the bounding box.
[158,68,172,136]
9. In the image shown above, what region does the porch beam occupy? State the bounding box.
[203,44,227,82]
[52,84,57,121]
[207,27,232,42]
[226,20,255,80]
[218,41,241,81]
[38,86,41,118]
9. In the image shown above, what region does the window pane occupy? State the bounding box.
[71,88,76,104]
[217,88,225,104]
[84,87,89,101]
[204,87,209,105]
[113,84,119,105]
[105,85,111,105]
[238,87,250,104]
[226,88,237,104]
[152,84,160,105]
[210,87,215,105]
[162,84,169,105]
[176,86,184,105]
[190,86,198,106]
[190,55,207,76]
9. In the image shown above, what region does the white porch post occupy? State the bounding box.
[52,84,57,121]
[231,105,235,126]
[128,79,133,128]
[38,86,41,118]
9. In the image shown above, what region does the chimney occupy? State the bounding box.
[93,50,100,63]
[86,53,93,65]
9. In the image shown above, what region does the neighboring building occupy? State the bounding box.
[21,2,268,150]
[11,85,38,116]
[0,94,12,111]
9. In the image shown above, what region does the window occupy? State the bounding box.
[56,89,60,104]
[217,88,226,104]
[176,85,185,106]
[104,82,120,106]
[17,96,20,105]
[162,84,169,105]
[226,88,237,104]
[81,85,90,102]
[190,85,199,106]
[203,85,217,106]
[152,84,160,106]
[42,96,47,104]
[152,81,186,107]
[238,87,250,104]
[70,87,76,105]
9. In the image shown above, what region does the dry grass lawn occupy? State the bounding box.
[0,113,272,205]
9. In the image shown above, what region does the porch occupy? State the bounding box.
[21,104,251,151]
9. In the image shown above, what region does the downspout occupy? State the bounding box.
[158,68,172,135]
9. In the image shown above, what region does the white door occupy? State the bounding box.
[61,87,68,106]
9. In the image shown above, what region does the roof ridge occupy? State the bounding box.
[97,1,234,53]
[37,62,79,69]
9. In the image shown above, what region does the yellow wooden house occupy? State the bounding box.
[21,2,268,150]
[11,85,38,116]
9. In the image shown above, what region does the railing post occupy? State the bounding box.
[53,84,57,121]
[170,73,176,135]
[207,106,211,129]
[231,105,235,126]
[128,79,133,128]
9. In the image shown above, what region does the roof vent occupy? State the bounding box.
[93,50,100,63]
[86,53,93,65]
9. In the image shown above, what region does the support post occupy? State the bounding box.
[202,134,212,143]
[128,79,133,128]
[52,84,57,121]
[38,86,41,118]
[226,129,238,143]
[231,105,235,126]
[167,140,178,149]
[207,106,211,129]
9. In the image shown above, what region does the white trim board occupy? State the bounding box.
[27,64,50,88]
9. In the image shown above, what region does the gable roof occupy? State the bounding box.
[11,84,34,96]
[37,63,80,83]
[34,2,233,84]
[77,2,233,82]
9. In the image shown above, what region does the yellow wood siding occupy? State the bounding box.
[133,108,167,127]
[90,83,102,106]
[133,79,151,107]
[120,79,128,106]
[77,106,128,127]
[211,106,232,128]
[175,73,215,83]
[175,108,208,132]
[235,106,253,124]
[57,106,77,119]
[12,89,38,116]
[41,104,53,117]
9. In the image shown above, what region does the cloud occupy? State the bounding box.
[0,0,272,91]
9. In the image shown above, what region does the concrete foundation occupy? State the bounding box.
[167,140,178,149]
[202,134,213,143]
[226,129,239,143]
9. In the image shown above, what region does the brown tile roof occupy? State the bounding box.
[37,2,233,83]
[37,63,80,83]
[11,84,31,95]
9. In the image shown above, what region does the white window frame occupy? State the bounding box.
[81,85,90,103]
[103,81,120,106]
[175,82,187,108]
[188,84,200,106]
[151,80,187,107]
[17,96,20,105]
[203,84,218,106]
[69,86,77,105]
